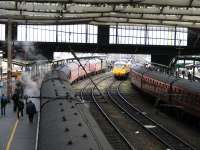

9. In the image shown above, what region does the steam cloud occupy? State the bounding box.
[16,42,49,111]
[21,73,41,111]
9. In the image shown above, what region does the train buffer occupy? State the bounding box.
[0,103,38,150]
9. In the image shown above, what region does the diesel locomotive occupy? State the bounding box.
[112,61,130,79]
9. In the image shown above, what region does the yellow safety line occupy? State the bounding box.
[6,119,19,150]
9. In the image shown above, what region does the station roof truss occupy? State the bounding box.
[2,56,105,67]
[175,55,200,61]
[169,55,200,67]
[3,58,36,67]
[0,0,200,28]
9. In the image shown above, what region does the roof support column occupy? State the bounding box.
[174,26,177,46]
[7,19,12,100]
[97,25,109,45]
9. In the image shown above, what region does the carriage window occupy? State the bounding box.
[197,96,200,105]
[186,93,191,101]
[192,95,196,104]
[194,95,197,103]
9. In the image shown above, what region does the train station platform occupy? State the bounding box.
[0,102,38,150]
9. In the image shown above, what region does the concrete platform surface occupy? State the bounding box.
[0,102,37,150]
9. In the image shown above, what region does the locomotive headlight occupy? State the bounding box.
[112,69,116,74]
[121,70,126,74]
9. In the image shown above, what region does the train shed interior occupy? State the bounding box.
[0,1,200,150]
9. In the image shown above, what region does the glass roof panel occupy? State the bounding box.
[0,0,199,28]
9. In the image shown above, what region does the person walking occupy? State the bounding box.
[12,92,19,112]
[26,101,37,123]
[1,94,7,116]
[17,100,24,118]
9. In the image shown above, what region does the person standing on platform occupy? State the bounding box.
[175,71,179,78]
[17,100,24,118]
[26,101,37,123]
[12,92,19,112]
[182,70,185,79]
[1,94,7,116]
[188,72,192,81]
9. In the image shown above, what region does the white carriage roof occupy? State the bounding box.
[0,0,200,28]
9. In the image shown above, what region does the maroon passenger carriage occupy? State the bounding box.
[69,59,103,82]
[53,58,105,83]
[130,64,200,118]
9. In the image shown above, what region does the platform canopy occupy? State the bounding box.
[0,0,200,28]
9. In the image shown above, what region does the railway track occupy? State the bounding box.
[80,75,134,150]
[107,80,196,150]
[79,73,112,102]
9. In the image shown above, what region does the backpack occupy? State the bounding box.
[1,96,7,105]
[18,101,24,110]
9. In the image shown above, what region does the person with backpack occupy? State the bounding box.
[26,101,37,123]
[1,94,7,116]
[17,100,24,118]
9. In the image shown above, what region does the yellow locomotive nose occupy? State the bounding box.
[112,69,126,76]
[112,61,130,79]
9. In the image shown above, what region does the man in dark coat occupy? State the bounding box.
[12,92,19,112]
[15,81,24,99]
[26,101,37,123]
[17,100,24,118]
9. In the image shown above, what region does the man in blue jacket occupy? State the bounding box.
[1,94,7,116]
